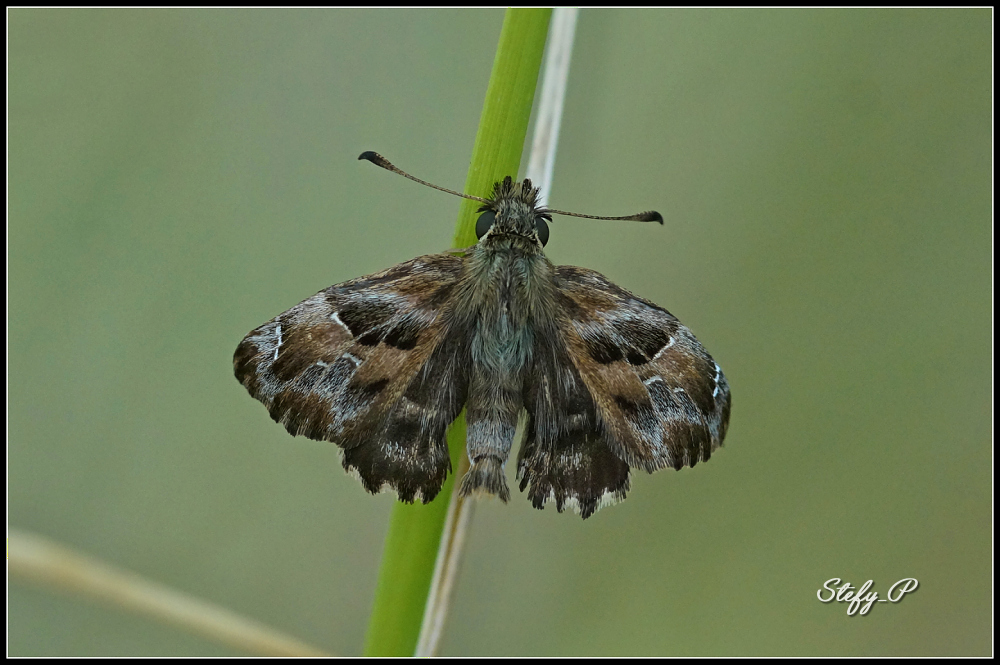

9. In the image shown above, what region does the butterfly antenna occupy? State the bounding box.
[359,151,491,204]
[543,207,664,225]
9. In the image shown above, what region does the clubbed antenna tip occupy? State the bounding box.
[543,207,664,225]
[358,150,489,204]
[358,151,389,168]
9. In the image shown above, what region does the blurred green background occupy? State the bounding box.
[8,8,991,657]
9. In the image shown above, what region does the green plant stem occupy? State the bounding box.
[362,8,551,657]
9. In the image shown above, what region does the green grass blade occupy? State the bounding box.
[362,8,552,657]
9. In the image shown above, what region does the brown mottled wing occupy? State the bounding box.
[518,266,730,518]
[233,253,469,503]
[517,267,729,519]
[555,266,731,474]
[517,315,632,519]
[516,266,730,520]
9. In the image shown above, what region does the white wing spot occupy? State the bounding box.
[652,336,675,361]
[273,324,283,361]
[330,311,347,329]
[712,362,722,398]
[343,353,362,367]
[643,376,664,387]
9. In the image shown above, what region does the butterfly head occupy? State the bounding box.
[474,176,551,248]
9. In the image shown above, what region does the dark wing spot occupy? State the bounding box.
[625,350,648,365]
[613,318,673,361]
[383,318,422,350]
[337,299,396,338]
[586,334,625,364]
[357,329,383,346]
[347,377,390,401]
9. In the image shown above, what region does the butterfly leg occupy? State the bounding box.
[458,374,521,502]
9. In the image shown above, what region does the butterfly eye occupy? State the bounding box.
[535,217,550,247]
[475,210,496,240]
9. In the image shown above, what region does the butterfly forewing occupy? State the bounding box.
[511,266,730,518]
[234,254,468,503]
[554,266,731,473]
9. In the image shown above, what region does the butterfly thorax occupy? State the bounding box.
[458,238,555,373]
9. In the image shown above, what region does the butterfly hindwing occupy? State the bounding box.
[514,319,631,519]
[234,253,469,503]
[517,422,632,520]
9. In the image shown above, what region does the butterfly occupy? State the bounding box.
[233,152,731,519]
